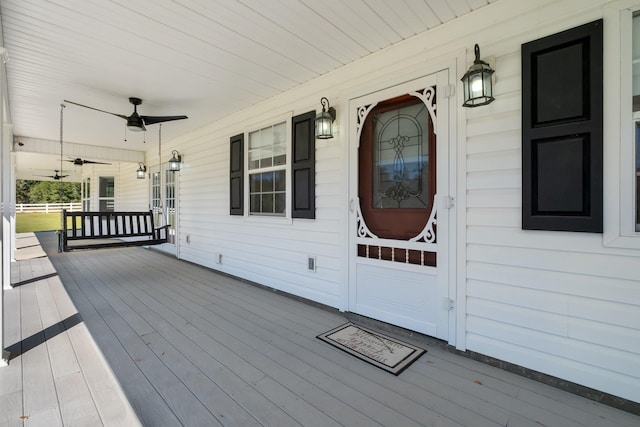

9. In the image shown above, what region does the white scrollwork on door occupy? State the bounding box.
[355,86,438,245]
[409,194,437,243]
[356,103,378,142]
[408,87,437,134]
[355,197,379,239]
[356,193,437,243]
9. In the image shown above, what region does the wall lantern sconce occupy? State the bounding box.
[461,44,495,107]
[168,150,182,172]
[136,162,147,179]
[315,97,336,139]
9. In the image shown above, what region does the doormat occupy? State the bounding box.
[317,322,425,375]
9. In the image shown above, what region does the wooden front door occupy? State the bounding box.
[348,70,453,339]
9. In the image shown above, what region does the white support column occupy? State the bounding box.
[0,47,9,365]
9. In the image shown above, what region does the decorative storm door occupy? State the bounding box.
[349,71,452,339]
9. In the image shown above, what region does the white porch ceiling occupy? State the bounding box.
[1,0,496,178]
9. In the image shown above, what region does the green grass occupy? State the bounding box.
[16,212,64,233]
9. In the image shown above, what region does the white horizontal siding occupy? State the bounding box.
[81,163,148,212]
[164,106,347,307]
[461,0,640,404]
[117,163,149,211]
[125,0,640,405]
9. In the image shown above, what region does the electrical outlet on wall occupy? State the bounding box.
[186,234,191,244]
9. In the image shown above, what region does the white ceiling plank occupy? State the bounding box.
[182,0,345,70]
[427,0,457,22]
[234,0,366,65]
[363,0,424,38]
[52,0,298,93]
[0,0,493,163]
[297,0,396,53]
[447,0,473,17]
[400,0,442,29]
[465,0,490,11]
[107,0,319,85]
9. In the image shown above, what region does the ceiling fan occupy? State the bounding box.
[35,170,69,180]
[65,157,111,166]
[63,97,188,132]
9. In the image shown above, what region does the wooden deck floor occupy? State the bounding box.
[2,232,639,427]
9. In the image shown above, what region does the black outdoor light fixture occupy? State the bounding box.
[136,162,147,179]
[461,44,495,107]
[168,150,182,172]
[315,97,336,139]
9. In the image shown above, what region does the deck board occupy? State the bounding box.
[2,234,143,427]
[20,280,63,426]
[0,287,23,427]
[3,231,639,427]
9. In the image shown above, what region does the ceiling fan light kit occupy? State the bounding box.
[126,97,145,131]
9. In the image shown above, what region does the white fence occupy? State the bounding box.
[16,203,82,213]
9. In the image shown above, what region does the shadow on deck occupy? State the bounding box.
[2,231,638,426]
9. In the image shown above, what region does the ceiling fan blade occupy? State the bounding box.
[66,157,111,165]
[64,100,128,120]
[140,115,188,126]
[82,160,111,165]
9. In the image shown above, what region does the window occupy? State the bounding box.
[229,111,315,219]
[82,178,90,211]
[603,3,640,247]
[98,176,114,212]
[151,171,161,225]
[371,98,433,209]
[165,169,176,244]
[248,121,287,216]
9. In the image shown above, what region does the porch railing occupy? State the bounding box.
[16,203,82,213]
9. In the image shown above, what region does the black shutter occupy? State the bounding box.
[522,19,603,232]
[291,111,316,219]
[229,133,244,215]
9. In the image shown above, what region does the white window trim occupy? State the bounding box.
[243,112,293,223]
[603,2,640,248]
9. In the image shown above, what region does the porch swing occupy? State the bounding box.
[57,103,169,252]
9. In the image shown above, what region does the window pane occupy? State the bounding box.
[99,177,114,197]
[261,126,273,150]
[261,193,273,213]
[274,170,285,191]
[250,174,260,192]
[273,122,287,165]
[372,101,431,209]
[263,172,274,192]
[260,153,273,168]
[250,194,260,213]
[248,130,261,149]
[248,122,287,170]
[275,193,285,213]
[249,171,286,216]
